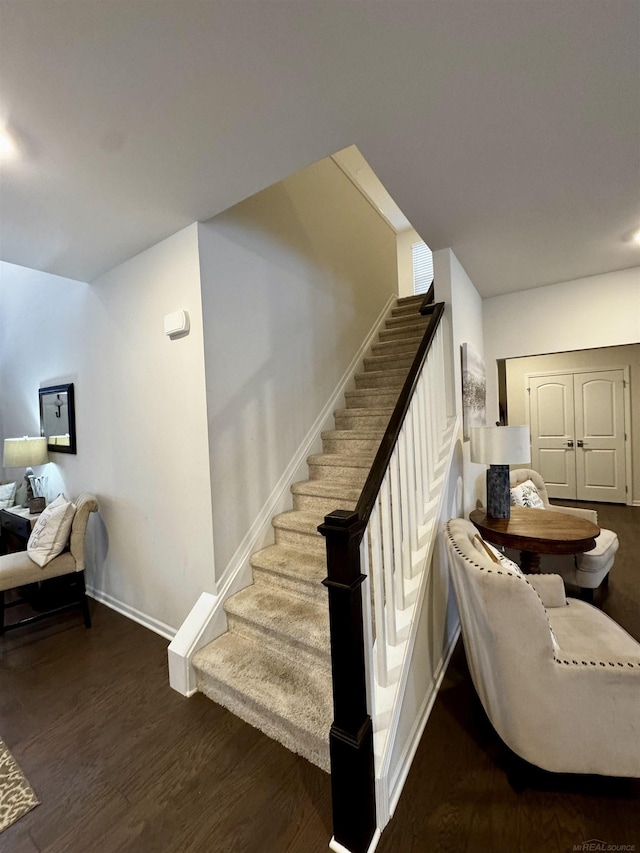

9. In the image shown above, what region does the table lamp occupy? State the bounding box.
[470,425,531,519]
[3,436,50,510]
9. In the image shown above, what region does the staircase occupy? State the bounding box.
[192,294,430,773]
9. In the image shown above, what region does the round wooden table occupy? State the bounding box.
[469,506,600,573]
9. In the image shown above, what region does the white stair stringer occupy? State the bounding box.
[189,293,445,774]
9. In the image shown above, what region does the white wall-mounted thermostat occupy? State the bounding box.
[164,309,190,339]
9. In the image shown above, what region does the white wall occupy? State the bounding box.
[396,228,422,298]
[0,224,215,636]
[198,157,397,578]
[434,248,486,514]
[483,267,640,422]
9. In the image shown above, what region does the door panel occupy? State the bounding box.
[574,371,626,502]
[529,375,576,499]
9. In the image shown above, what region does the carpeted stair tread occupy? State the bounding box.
[291,479,363,501]
[384,313,430,329]
[363,353,415,371]
[391,303,423,317]
[354,367,408,388]
[379,321,431,341]
[321,428,385,440]
[290,478,362,513]
[395,294,425,306]
[334,406,394,418]
[371,336,423,356]
[321,429,383,455]
[250,544,326,601]
[225,584,329,659]
[272,509,326,537]
[344,390,403,410]
[307,452,375,469]
[193,633,332,771]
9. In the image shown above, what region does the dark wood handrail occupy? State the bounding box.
[419,280,434,314]
[354,300,445,530]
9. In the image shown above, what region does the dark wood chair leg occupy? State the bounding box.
[78,573,92,628]
[0,590,4,636]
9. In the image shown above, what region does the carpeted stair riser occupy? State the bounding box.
[384,312,429,330]
[390,302,424,317]
[225,586,330,672]
[272,509,326,540]
[250,545,327,604]
[292,491,357,514]
[273,526,326,556]
[370,336,423,357]
[345,388,403,408]
[307,454,373,484]
[333,408,394,430]
[194,634,331,772]
[363,353,415,372]
[378,321,431,342]
[291,479,361,513]
[354,368,408,389]
[321,430,383,455]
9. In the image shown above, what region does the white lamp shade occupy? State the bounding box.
[469,425,531,465]
[3,436,49,468]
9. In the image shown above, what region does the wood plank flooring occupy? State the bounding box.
[1,501,638,852]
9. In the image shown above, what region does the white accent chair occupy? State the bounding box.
[444,518,640,777]
[509,469,618,600]
[0,494,98,634]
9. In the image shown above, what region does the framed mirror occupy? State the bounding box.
[39,383,77,454]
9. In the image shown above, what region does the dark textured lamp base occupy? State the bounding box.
[487,465,511,518]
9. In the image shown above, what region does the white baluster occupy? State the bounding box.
[389,446,405,611]
[369,502,388,688]
[398,424,412,580]
[380,473,397,646]
[417,371,431,504]
[404,407,419,553]
[411,401,424,526]
[360,536,376,723]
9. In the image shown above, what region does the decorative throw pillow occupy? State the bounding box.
[510,479,544,509]
[0,481,17,509]
[27,494,77,567]
[473,535,524,576]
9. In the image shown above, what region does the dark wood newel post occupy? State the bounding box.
[319,509,377,853]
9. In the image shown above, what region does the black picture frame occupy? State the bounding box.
[39,383,77,454]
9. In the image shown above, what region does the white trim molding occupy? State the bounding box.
[87,586,177,641]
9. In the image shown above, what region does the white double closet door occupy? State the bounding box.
[528,368,627,503]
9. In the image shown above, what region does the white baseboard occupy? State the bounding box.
[168,293,398,697]
[87,586,177,641]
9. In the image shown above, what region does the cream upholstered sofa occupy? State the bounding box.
[508,469,619,597]
[444,518,640,777]
[0,493,98,634]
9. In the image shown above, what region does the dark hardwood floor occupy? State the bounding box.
[1,501,638,852]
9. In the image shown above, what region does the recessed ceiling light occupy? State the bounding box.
[633,228,640,246]
[0,130,18,159]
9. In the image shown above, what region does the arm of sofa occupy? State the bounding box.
[551,505,598,524]
[526,573,567,608]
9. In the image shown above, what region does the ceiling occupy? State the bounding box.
[1,1,638,296]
